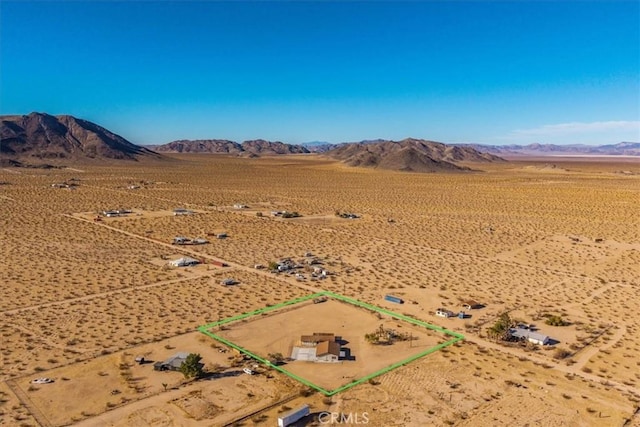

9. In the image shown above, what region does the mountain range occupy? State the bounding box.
[327,138,504,173]
[457,142,640,157]
[2,113,636,172]
[150,139,310,155]
[0,112,160,164]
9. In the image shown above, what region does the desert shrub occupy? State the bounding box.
[299,387,315,397]
[545,315,570,326]
[553,348,572,360]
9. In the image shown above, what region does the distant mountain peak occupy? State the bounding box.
[1,112,161,163]
[458,142,640,156]
[327,138,504,173]
[153,139,310,155]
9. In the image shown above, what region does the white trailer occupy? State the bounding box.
[278,404,309,427]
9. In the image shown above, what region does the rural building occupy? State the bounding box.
[192,237,208,245]
[436,308,455,318]
[211,260,228,267]
[168,257,200,267]
[102,209,132,217]
[462,300,483,310]
[221,278,237,286]
[291,333,341,363]
[278,404,310,427]
[173,236,190,245]
[509,328,551,345]
[233,204,248,209]
[384,295,404,304]
[153,352,191,371]
[173,208,194,216]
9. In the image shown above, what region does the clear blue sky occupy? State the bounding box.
[1,1,639,145]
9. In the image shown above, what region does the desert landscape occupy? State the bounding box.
[1,152,639,426]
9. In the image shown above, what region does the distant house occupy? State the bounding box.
[168,257,200,267]
[462,300,483,310]
[153,352,201,371]
[509,328,551,345]
[172,236,190,245]
[233,204,248,209]
[291,333,341,363]
[221,278,237,286]
[436,308,455,318]
[173,208,194,216]
[216,233,227,239]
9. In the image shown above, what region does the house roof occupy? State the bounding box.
[315,341,340,357]
[509,328,549,342]
[160,352,190,368]
[528,332,549,342]
[170,257,199,266]
[300,333,334,343]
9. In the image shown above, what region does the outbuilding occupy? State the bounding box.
[509,328,551,345]
[169,257,200,267]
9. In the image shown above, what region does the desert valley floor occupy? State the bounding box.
[0,154,639,427]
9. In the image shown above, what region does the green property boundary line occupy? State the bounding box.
[197,291,464,396]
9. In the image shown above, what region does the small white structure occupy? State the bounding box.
[169,257,200,267]
[278,404,310,427]
[233,204,248,209]
[173,208,194,216]
[509,328,551,345]
[221,278,237,286]
[436,308,455,318]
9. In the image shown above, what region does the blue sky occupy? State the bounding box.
[1,1,639,145]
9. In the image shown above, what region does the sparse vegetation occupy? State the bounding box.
[545,315,570,327]
[0,155,637,426]
[179,353,204,379]
[487,312,513,341]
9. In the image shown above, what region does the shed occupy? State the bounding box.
[169,257,200,267]
[436,308,455,318]
[527,332,550,345]
[173,208,194,216]
[278,404,310,427]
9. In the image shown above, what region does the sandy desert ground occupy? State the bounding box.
[0,154,639,426]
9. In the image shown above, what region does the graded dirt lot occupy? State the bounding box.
[1,154,639,426]
[213,298,448,391]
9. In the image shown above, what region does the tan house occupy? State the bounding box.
[291,332,341,363]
